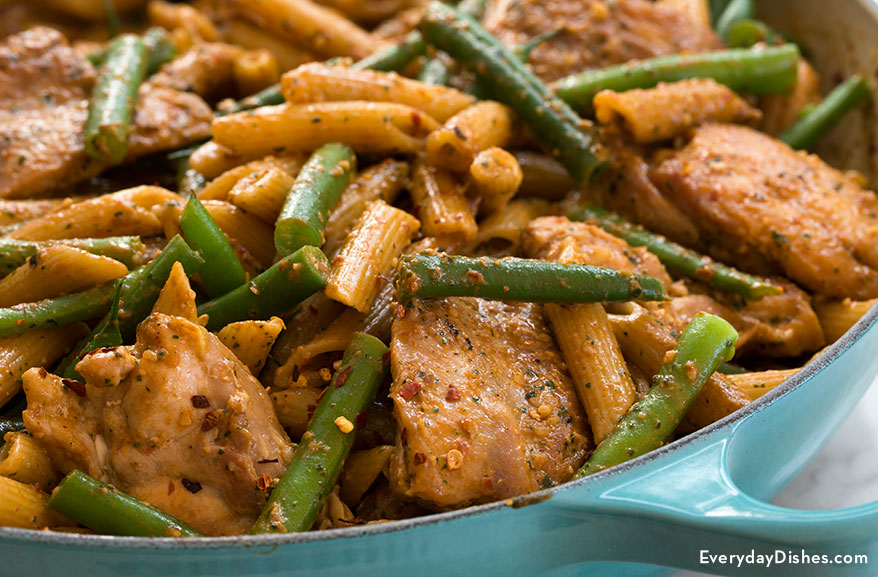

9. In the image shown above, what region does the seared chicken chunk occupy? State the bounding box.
[22,313,292,536]
[0,27,211,199]
[388,298,590,509]
[651,124,878,299]
[484,0,721,82]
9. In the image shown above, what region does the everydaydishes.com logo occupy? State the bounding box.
[699,549,869,568]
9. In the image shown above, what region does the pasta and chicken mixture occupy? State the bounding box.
[0,0,873,537]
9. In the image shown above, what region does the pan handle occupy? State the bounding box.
[549,435,878,577]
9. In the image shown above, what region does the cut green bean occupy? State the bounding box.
[251,333,388,534]
[779,75,870,151]
[275,143,355,257]
[59,282,124,380]
[568,206,781,300]
[143,27,177,74]
[709,0,733,26]
[0,418,26,438]
[49,470,200,537]
[180,195,246,298]
[513,29,561,64]
[0,237,145,276]
[421,2,606,184]
[417,56,453,86]
[575,313,738,478]
[198,245,330,331]
[101,0,120,37]
[394,253,666,303]
[554,44,799,114]
[0,284,116,338]
[726,19,784,48]
[84,34,148,165]
[715,0,755,40]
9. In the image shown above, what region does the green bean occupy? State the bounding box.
[0,237,145,276]
[275,143,356,257]
[180,195,246,298]
[197,246,330,331]
[0,418,26,438]
[709,0,733,26]
[779,75,870,151]
[394,253,666,303]
[49,470,201,537]
[216,84,286,116]
[575,313,738,478]
[143,27,177,75]
[726,19,784,48]
[715,0,755,40]
[101,0,120,37]
[554,45,799,114]
[513,29,561,64]
[251,333,388,533]
[84,34,148,165]
[417,56,453,86]
[568,206,781,300]
[420,2,606,184]
[0,284,116,338]
[58,282,124,380]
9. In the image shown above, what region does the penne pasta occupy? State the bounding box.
[594,78,761,143]
[217,316,286,375]
[202,200,277,267]
[338,445,394,507]
[152,261,199,322]
[326,200,420,313]
[0,432,60,491]
[281,62,474,122]
[6,187,178,241]
[0,245,128,308]
[0,476,69,529]
[323,159,409,258]
[761,59,822,136]
[147,0,219,41]
[0,325,86,409]
[426,101,516,172]
[270,385,323,438]
[475,198,551,255]
[222,19,316,73]
[468,146,523,216]
[229,0,383,60]
[227,166,296,224]
[0,199,69,229]
[408,161,478,241]
[233,49,281,97]
[814,298,877,343]
[189,141,261,180]
[211,102,439,157]
[313,0,420,25]
[728,368,799,401]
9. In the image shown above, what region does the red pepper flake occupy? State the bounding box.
[334,365,353,388]
[445,385,461,402]
[16,319,25,326]
[400,427,408,444]
[38,367,48,378]
[255,474,272,492]
[181,479,202,494]
[200,411,219,432]
[482,477,495,492]
[168,480,175,495]
[191,395,210,408]
[400,381,422,400]
[61,378,86,397]
[308,305,319,316]
[411,111,422,131]
[381,351,391,365]
[355,410,367,430]
[306,404,317,421]
[412,452,427,465]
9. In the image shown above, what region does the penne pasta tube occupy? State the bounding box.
[408,161,478,241]
[151,261,198,322]
[270,386,323,438]
[761,59,822,136]
[313,0,417,25]
[0,199,69,229]
[211,102,439,157]
[546,302,638,444]
[147,0,219,41]
[426,100,516,172]
[326,200,420,313]
[594,78,761,143]
[217,316,286,376]
[468,146,523,216]
[222,19,316,73]
[202,200,277,268]
[728,368,799,401]
[814,298,877,343]
[188,141,261,180]
[0,432,60,491]
[0,246,128,308]
[281,62,474,122]
[233,49,281,97]
[338,445,394,507]
[228,166,296,224]
[474,198,550,255]
[0,325,87,409]
[323,159,409,258]
[229,0,383,60]
[0,476,69,529]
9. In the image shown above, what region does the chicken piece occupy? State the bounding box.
[148,42,242,102]
[0,27,211,199]
[388,297,590,509]
[22,313,292,536]
[651,124,878,300]
[484,0,722,82]
[669,278,825,358]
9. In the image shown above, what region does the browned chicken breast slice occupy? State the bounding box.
[484,0,722,82]
[22,313,292,536]
[388,297,590,509]
[0,27,212,199]
[651,123,878,300]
